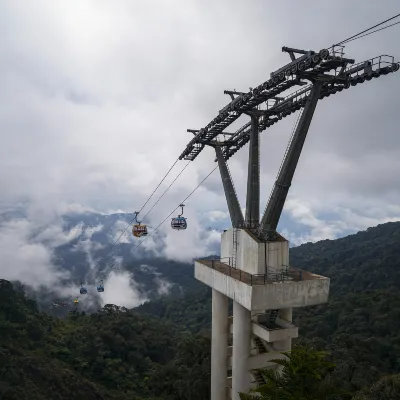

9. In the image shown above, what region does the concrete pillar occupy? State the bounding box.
[232,301,251,400]
[279,308,293,351]
[211,289,229,400]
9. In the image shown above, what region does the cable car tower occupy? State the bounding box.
[179,45,399,400]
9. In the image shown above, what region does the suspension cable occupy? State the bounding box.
[334,12,400,46]
[107,165,218,272]
[85,156,183,283]
[339,21,400,45]
[109,157,181,247]
[99,160,192,257]
[140,161,191,222]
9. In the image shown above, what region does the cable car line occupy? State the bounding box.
[108,165,218,272]
[114,160,192,244]
[339,21,400,45]
[140,161,191,223]
[333,12,400,46]
[94,163,213,281]
[82,156,183,285]
[110,156,181,247]
[132,165,218,251]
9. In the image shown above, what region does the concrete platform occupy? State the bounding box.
[195,259,330,312]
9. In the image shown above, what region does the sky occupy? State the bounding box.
[0,0,399,305]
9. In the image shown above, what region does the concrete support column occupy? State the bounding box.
[211,289,229,400]
[279,308,293,351]
[232,301,251,400]
[274,307,293,374]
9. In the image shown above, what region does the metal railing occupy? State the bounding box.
[200,257,304,286]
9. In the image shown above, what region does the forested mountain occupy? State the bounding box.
[2,221,400,399]
[0,279,210,400]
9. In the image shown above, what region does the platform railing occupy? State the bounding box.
[200,257,304,285]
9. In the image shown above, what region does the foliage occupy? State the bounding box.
[239,345,345,400]
[0,279,210,400]
[136,287,213,333]
[353,374,400,399]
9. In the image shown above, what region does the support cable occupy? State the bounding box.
[86,157,183,281]
[101,160,192,255]
[138,161,191,223]
[110,157,181,247]
[108,165,218,272]
[339,21,400,45]
[334,13,400,46]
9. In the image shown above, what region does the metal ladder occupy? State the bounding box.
[253,336,267,354]
[232,228,239,268]
[252,370,267,386]
[269,309,279,324]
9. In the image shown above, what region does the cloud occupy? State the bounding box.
[139,264,174,296]
[100,270,148,309]
[0,218,70,288]
[207,210,230,222]
[0,0,399,284]
[281,198,400,246]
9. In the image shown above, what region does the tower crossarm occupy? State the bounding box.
[178,46,347,161]
[220,54,399,161]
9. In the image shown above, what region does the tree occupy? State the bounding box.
[239,345,349,400]
[353,374,400,400]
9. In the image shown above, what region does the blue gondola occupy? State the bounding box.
[171,204,187,230]
[80,285,88,295]
[97,280,104,293]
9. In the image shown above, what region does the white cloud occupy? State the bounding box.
[100,270,147,308]
[282,198,400,246]
[0,218,69,287]
[207,210,230,222]
[139,264,174,296]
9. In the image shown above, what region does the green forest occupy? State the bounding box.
[2,221,400,399]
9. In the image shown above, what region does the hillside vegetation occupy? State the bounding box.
[0,279,210,400]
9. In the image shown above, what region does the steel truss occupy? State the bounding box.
[179,45,399,239]
[179,46,399,162]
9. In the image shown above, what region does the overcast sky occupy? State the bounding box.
[0,1,399,300]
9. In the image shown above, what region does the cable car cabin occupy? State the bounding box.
[171,217,187,230]
[73,299,79,304]
[97,284,104,293]
[80,287,88,295]
[132,224,148,238]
